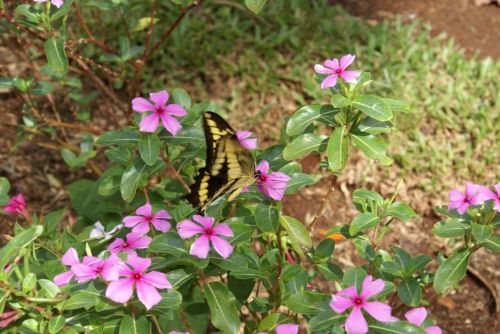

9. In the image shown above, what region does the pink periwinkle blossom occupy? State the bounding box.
[0,310,18,328]
[477,183,500,212]
[70,254,121,283]
[448,182,492,214]
[123,203,172,234]
[330,275,392,334]
[33,0,64,8]
[236,131,257,150]
[257,323,299,334]
[132,90,187,135]
[405,307,442,334]
[108,232,152,254]
[177,214,234,259]
[53,248,80,286]
[105,254,171,310]
[4,193,27,215]
[314,54,361,89]
[255,160,291,201]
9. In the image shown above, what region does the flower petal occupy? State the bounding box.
[363,301,392,322]
[106,278,134,304]
[314,64,335,74]
[161,114,182,136]
[61,248,79,266]
[210,235,233,258]
[276,324,299,334]
[345,307,368,334]
[193,215,214,230]
[108,238,125,253]
[177,220,205,239]
[340,70,361,83]
[465,182,479,197]
[164,103,187,117]
[51,0,64,8]
[127,233,152,248]
[324,58,340,70]
[320,74,339,89]
[361,275,384,299]
[448,189,465,202]
[151,218,171,233]
[155,210,172,220]
[53,271,73,286]
[189,235,210,259]
[470,185,494,205]
[457,202,469,215]
[142,271,172,289]
[71,264,97,283]
[425,326,442,334]
[404,307,427,326]
[212,223,233,237]
[339,54,356,70]
[330,292,354,314]
[256,160,270,174]
[140,113,160,133]
[132,97,155,112]
[136,281,162,310]
[149,90,169,108]
[126,254,151,273]
[123,215,146,228]
[136,203,152,216]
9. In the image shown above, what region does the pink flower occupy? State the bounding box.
[257,323,299,334]
[105,254,171,310]
[255,160,291,201]
[448,182,491,214]
[53,248,80,286]
[123,203,172,234]
[314,54,361,89]
[405,307,442,334]
[177,215,234,259]
[108,232,152,254]
[71,254,121,283]
[132,90,187,135]
[0,310,18,328]
[330,275,392,334]
[4,193,27,215]
[33,0,64,8]
[476,183,500,212]
[236,131,257,150]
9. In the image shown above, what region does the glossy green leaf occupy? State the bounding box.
[285,172,319,194]
[255,203,279,233]
[383,98,411,113]
[353,95,393,121]
[327,126,349,172]
[39,279,61,299]
[385,202,416,222]
[138,133,161,166]
[283,134,326,160]
[96,129,139,145]
[119,315,150,334]
[331,94,351,108]
[485,235,500,251]
[0,225,43,270]
[433,248,472,294]
[204,282,240,334]
[370,321,428,334]
[48,316,65,334]
[342,267,367,291]
[286,104,338,136]
[44,37,68,77]
[471,223,493,243]
[120,158,147,202]
[350,131,392,165]
[356,117,392,135]
[397,278,422,306]
[284,292,324,314]
[171,87,191,109]
[30,81,54,96]
[433,219,470,238]
[349,212,380,235]
[280,215,312,248]
[63,291,99,310]
[244,0,267,14]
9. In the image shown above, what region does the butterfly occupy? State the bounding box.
[187,112,256,211]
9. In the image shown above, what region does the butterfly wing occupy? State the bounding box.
[187,112,255,210]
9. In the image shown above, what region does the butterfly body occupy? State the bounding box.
[187,112,256,211]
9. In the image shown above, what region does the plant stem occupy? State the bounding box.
[308,175,337,231]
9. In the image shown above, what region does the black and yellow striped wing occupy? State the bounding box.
[187,112,255,211]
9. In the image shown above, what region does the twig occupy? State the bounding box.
[161,151,191,193]
[307,175,337,231]
[72,2,113,53]
[271,228,284,310]
[150,314,164,334]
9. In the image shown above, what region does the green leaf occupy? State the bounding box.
[356,117,392,135]
[44,37,68,77]
[257,313,282,332]
[0,225,43,270]
[433,219,470,238]
[38,279,61,298]
[471,223,493,243]
[120,158,147,202]
[327,126,349,172]
[150,232,187,257]
[255,203,279,233]
[284,292,324,314]
[60,148,78,168]
[352,95,393,121]
[314,239,335,260]
[0,77,12,89]
[22,273,37,293]
[63,291,99,310]
[308,310,345,331]
[383,98,411,113]
[433,248,472,294]
[331,94,351,108]
[119,315,150,334]
[48,316,65,334]
[154,289,183,311]
[285,172,319,194]
[350,131,392,165]
[280,215,312,248]
[385,202,416,222]
[131,17,159,32]
[244,0,267,14]
[342,267,367,291]
[485,235,500,252]
[286,104,338,136]
[397,278,422,306]
[0,177,10,205]
[406,255,432,275]
[283,134,326,160]
[370,321,428,334]
[349,212,380,235]
[204,282,240,334]
[96,129,139,145]
[138,133,161,166]
[43,209,66,235]
[30,81,54,96]
[171,88,191,109]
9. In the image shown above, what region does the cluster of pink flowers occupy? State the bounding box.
[34,0,64,8]
[448,182,500,214]
[314,54,361,89]
[331,276,441,334]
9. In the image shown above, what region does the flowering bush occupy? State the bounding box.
[0,1,498,334]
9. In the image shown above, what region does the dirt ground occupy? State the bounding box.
[1,0,499,333]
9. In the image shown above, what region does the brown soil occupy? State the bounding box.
[332,0,500,59]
